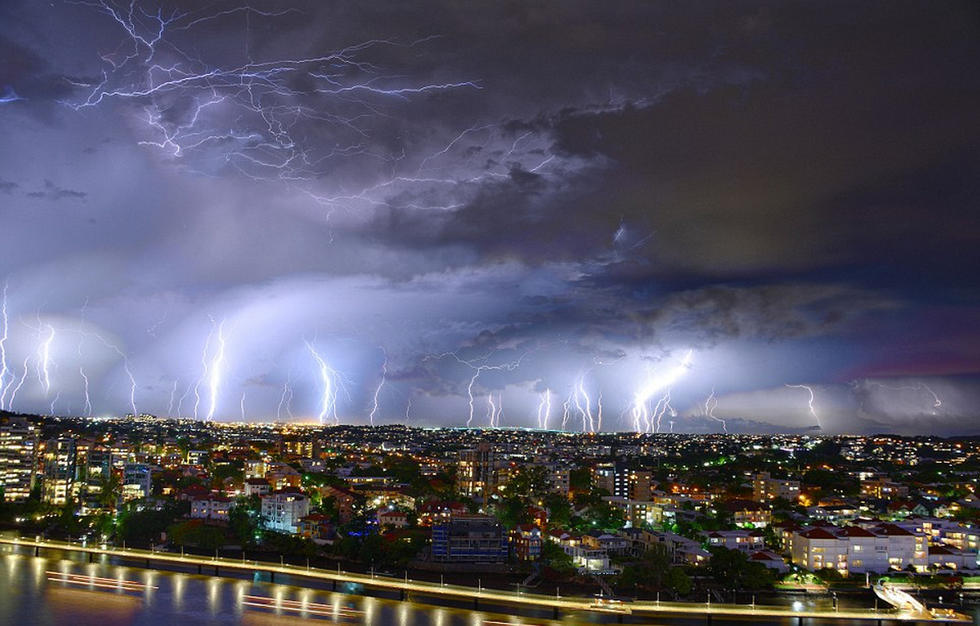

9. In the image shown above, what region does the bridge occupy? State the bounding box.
[0,535,970,624]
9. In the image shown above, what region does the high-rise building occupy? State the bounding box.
[0,417,38,502]
[594,462,651,500]
[458,443,495,498]
[85,448,111,494]
[122,463,152,501]
[42,437,76,505]
[753,472,801,502]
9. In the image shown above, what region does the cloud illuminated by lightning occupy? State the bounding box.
[66,1,481,185]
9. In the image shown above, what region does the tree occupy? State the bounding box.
[97,472,121,509]
[665,567,692,596]
[229,496,261,547]
[569,467,592,493]
[543,494,571,529]
[541,541,575,576]
[507,466,549,499]
[706,548,775,590]
[494,497,530,528]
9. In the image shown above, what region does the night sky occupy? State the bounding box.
[1,1,978,434]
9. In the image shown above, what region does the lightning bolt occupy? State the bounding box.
[37,322,56,395]
[651,388,673,434]
[0,282,9,408]
[192,321,216,420]
[704,388,727,433]
[48,391,60,416]
[486,392,497,427]
[368,350,387,425]
[306,341,346,425]
[205,318,227,421]
[785,383,822,429]
[79,366,93,416]
[863,381,943,413]
[571,374,598,433]
[631,349,693,433]
[404,393,413,422]
[276,378,294,421]
[560,396,571,432]
[67,2,481,186]
[166,378,178,417]
[7,354,31,409]
[240,391,246,421]
[427,350,525,428]
[536,389,552,430]
[176,380,195,418]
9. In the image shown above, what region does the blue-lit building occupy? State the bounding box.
[431,515,508,563]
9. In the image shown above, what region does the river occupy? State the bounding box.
[0,544,973,625]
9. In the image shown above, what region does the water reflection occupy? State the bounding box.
[1,544,964,626]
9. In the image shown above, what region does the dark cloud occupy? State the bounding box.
[0,0,977,431]
[25,179,86,201]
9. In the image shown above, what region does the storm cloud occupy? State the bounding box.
[0,0,977,432]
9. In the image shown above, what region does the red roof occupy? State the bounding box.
[872,523,914,536]
[838,526,876,538]
[800,528,838,540]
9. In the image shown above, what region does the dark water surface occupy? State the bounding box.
[0,545,973,626]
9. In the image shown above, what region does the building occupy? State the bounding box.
[860,477,909,499]
[418,500,467,526]
[186,450,208,465]
[244,459,268,479]
[244,478,271,497]
[625,529,710,566]
[897,518,980,553]
[431,515,508,563]
[595,463,653,500]
[724,499,772,528]
[546,531,616,573]
[749,550,790,573]
[42,437,76,505]
[704,529,765,552]
[458,443,495,498]
[0,417,37,502]
[376,509,409,529]
[190,496,232,522]
[298,514,334,544]
[583,531,630,555]
[752,472,800,503]
[548,466,571,496]
[265,462,302,490]
[85,448,111,495]
[261,490,310,534]
[122,463,152,502]
[791,524,928,575]
[510,525,542,561]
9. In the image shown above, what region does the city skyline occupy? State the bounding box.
[1,1,979,433]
